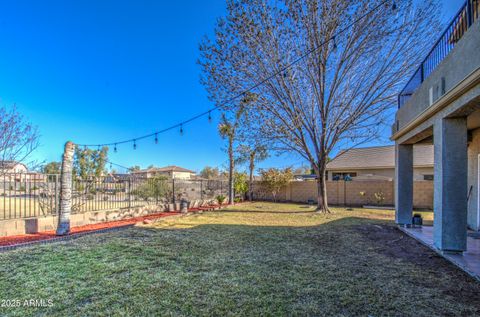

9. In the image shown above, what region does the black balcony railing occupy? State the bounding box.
[398,0,479,108]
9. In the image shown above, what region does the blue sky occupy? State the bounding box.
[0,0,465,173]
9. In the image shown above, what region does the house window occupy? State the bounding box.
[423,174,434,181]
[332,172,357,181]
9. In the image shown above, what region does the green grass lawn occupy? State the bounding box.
[0,202,477,316]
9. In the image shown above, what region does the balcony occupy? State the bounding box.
[398,0,479,109]
[393,0,480,138]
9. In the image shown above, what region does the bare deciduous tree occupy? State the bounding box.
[0,106,39,173]
[199,0,440,212]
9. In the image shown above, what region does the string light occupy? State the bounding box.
[75,0,390,151]
[106,159,131,171]
[114,144,117,153]
[392,1,396,10]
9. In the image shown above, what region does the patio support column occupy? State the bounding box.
[395,143,413,226]
[433,117,468,253]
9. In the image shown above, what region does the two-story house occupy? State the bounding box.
[131,165,196,180]
[392,0,480,254]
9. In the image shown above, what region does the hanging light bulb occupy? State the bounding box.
[133,140,137,150]
[332,35,337,50]
[180,124,184,135]
[392,1,397,10]
[110,163,112,170]
[155,133,158,144]
[114,144,117,153]
[208,111,212,123]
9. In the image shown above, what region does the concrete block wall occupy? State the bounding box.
[413,181,434,209]
[253,180,433,209]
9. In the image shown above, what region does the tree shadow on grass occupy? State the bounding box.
[2,215,480,317]
[131,216,480,312]
[218,210,317,214]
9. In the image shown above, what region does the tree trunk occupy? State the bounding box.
[56,141,75,235]
[316,166,330,213]
[228,136,234,204]
[248,153,255,202]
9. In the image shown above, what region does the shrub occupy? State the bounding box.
[216,195,226,205]
[374,191,385,205]
[131,176,171,201]
[234,172,248,198]
[260,168,293,202]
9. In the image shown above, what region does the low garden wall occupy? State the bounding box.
[0,199,219,237]
[252,180,433,209]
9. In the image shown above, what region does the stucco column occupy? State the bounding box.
[395,143,413,225]
[433,117,468,253]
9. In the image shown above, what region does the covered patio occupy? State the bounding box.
[400,226,480,280]
[392,0,480,274]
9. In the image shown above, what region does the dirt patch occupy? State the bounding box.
[353,224,443,267]
[353,223,480,307]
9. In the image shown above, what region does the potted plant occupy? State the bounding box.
[412,213,423,227]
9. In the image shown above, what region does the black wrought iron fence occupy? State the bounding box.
[398,0,479,108]
[0,173,59,220]
[0,173,228,220]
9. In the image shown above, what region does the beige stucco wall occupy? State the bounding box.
[253,180,433,209]
[172,171,193,179]
[467,128,480,230]
[327,167,433,181]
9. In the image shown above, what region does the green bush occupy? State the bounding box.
[131,176,171,201]
[216,195,226,205]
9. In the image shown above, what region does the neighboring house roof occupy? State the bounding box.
[132,165,195,174]
[0,161,27,170]
[294,174,317,181]
[105,173,132,181]
[326,145,433,170]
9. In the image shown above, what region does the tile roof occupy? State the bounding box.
[326,145,433,170]
[0,161,26,169]
[133,165,195,174]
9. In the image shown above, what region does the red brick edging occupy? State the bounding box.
[0,203,233,252]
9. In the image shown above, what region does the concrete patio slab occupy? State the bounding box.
[399,226,480,281]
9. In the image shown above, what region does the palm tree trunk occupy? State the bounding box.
[56,141,75,235]
[228,136,234,204]
[248,153,255,201]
